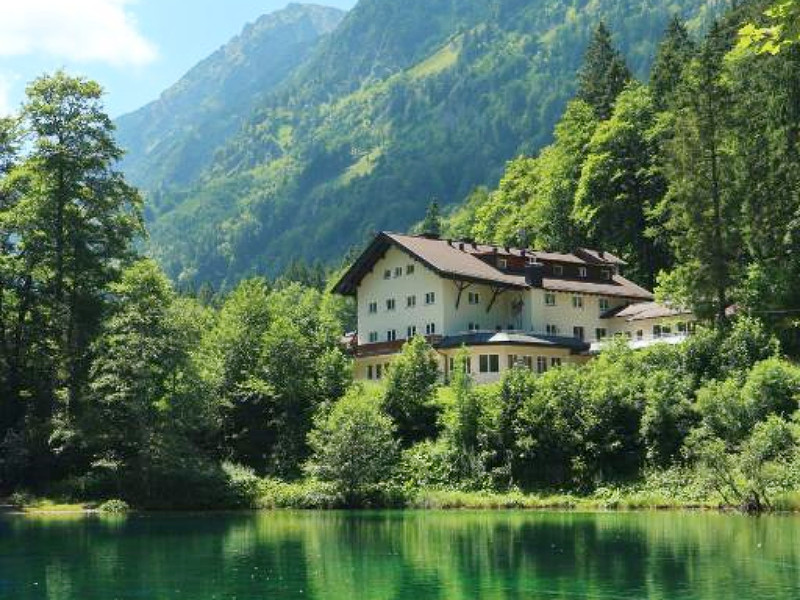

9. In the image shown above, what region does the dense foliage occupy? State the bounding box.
[447,1,800,347]
[123,0,725,288]
[4,1,800,513]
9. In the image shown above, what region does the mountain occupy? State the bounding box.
[116,4,345,198]
[117,0,729,288]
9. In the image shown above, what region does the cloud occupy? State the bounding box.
[0,0,157,67]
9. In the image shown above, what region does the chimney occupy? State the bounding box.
[525,263,544,287]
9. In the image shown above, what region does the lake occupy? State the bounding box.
[1,510,799,599]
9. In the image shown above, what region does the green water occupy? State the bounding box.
[1,511,799,599]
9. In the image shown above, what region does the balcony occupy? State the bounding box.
[589,332,690,353]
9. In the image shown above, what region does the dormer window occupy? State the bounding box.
[578,266,588,278]
[498,258,508,269]
[601,268,612,281]
[553,265,564,276]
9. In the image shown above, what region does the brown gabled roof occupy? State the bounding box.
[543,275,654,300]
[333,232,527,295]
[602,301,691,321]
[332,232,651,299]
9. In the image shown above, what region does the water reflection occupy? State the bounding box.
[1,511,799,599]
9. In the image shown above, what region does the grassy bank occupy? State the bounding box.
[7,485,800,514]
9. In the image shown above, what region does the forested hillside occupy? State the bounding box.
[115,4,345,202]
[3,1,800,512]
[445,0,800,351]
[122,0,726,288]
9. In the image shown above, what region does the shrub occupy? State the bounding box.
[306,385,400,506]
[222,462,264,508]
[98,499,130,513]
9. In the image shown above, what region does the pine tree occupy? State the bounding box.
[650,16,697,110]
[578,22,633,120]
[661,23,740,321]
[421,200,442,237]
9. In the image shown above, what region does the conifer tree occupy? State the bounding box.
[421,200,442,237]
[578,22,632,120]
[661,23,740,321]
[650,16,697,110]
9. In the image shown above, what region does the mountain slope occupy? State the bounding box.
[124,0,729,287]
[116,4,345,198]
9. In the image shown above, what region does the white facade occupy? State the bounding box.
[344,235,697,383]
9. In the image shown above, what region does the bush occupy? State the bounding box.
[306,385,400,506]
[222,462,264,508]
[98,499,130,514]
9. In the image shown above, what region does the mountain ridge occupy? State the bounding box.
[117,0,730,287]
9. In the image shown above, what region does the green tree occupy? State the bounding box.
[421,200,443,237]
[382,335,440,446]
[0,72,142,484]
[739,0,800,54]
[306,385,399,506]
[574,84,670,287]
[577,22,633,120]
[87,260,212,504]
[660,24,740,320]
[650,17,697,110]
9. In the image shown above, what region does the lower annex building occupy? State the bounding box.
[333,232,695,384]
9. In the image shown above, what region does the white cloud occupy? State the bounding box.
[0,0,157,66]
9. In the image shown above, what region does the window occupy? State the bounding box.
[536,356,548,374]
[425,323,437,335]
[599,298,610,311]
[572,295,584,309]
[553,265,564,276]
[601,269,612,281]
[406,264,415,275]
[386,298,396,311]
[551,357,562,368]
[368,301,378,314]
[578,266,588,278]
[524,356,534,370]
[545,293,556,306]
[367,365,373,380]
[498,258,508,269]
[677,322,687,334]
[662,325,672,336]
[507,324,514,331]
[425,292,436,305]
[595,328,607,341]
[468,322,480,332]
[546,324,559,335]
[394,267,402,278]
[468,292,480,305]
[376,364,382,379]
[508,355,518,369]
[636,330,644,340]
[653,325,662,338]
[406,295,416,308]
[407,325,417,338]
[574,326,585,340]
[387,329,397,342]
[479,354,500,373]
[368,331,378,343]
[383,269,391,280]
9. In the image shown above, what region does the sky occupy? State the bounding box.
[0,0,356,118]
